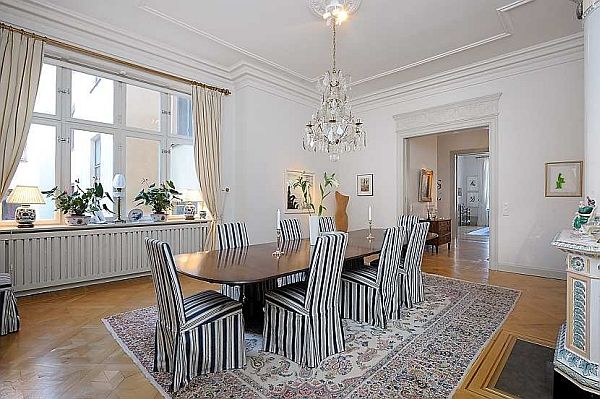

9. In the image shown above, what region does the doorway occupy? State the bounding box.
[455,152,490,244]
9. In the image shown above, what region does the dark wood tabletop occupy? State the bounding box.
[175,229,438,285]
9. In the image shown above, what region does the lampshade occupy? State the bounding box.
[181,189,203,202]
[6,186,45,205]
[112,174,126,189]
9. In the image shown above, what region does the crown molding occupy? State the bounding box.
[354,32,584,111]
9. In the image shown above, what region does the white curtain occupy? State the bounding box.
[0,28,44,199]
[481,157,490,226]
[192,85,223,251]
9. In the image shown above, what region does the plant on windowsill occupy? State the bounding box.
[43,180,111,226]
[134,180,182,222]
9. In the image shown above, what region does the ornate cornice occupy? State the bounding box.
[583,0,600,18]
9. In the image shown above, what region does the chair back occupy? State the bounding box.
[217,222,249,249]
[377,226,407,307]
[144,238,186,332]
[280,218,302,241]
[397,214,419,233]
[403,222,430,273]
[304,232,348,314]
[318,216,336,233]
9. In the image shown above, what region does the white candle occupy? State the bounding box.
[368,206,372,222]
[277,209,281,229]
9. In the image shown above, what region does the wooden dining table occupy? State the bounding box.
[175,228,438,330]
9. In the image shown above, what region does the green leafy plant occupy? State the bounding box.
[43,180,111,216]
[292,172,338,216]
[134,180,182,214]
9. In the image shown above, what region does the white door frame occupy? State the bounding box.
[393,93,501,270]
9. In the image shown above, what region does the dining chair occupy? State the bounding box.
[397,214,420,233]
[144,238,246,392]
[217,222,249,250]
[0,273,20,336]
[263,232,348,368]
[340,226,406,328]
[278,218,306,286]
[392,222,430,316]
[318,216,336,233]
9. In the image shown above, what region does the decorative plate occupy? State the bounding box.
[128,208,143,222]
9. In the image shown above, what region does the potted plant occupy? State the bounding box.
[134,180,181,222]
[292,172,338,245]
[43,181,110,226]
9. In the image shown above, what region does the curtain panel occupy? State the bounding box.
[0,28,44,199]
[192,85,223,251]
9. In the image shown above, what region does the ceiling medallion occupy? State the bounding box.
[303,0,366,162]
[308,0,362,20]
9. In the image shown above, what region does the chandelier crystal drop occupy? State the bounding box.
[303,7,366,162]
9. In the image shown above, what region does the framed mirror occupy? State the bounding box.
[419,168,434,202]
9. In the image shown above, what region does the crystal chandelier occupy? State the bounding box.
[303,1,366,161]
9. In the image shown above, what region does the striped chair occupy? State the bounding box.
[318,216,336,233]
[340,226,406,328]
[263,232,348,368]
[280,218,302,241]
[0,273,19,336]
[394,222,430,314]
[397,214,420,233]
[217,222,249,300]
[145,238,246,391]
[278,218,306,286]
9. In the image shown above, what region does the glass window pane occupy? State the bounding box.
[1,124,56,221]
[171,95,192,137]
[71,129,113,214]
[71,71,114,123]
[126,84,161,131]
[33,64,56,115]
[169,143,200,216]
[126,136,161,214]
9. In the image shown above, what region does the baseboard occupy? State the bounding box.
[495,264,566,280]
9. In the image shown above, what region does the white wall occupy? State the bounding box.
[406,135,438,217]
[232,85,336,244]
[336,58,584,279]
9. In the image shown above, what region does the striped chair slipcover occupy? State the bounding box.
[145,238,245,391]
[278,218,306,286]
[0,273,19,336]
[340,226,406,328]
[394,222,430,313]
[263,232,348,367]
[318,216,336,233]
[397,214,420,232]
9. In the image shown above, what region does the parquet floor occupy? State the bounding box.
[0,239,566,399]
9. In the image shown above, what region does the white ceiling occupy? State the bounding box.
[2,0,583,96]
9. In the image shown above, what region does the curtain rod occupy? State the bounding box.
[0,22,232,96]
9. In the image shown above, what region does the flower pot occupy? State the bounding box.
[151,213,167,222]
[65,215,91,226]
[309,215,320,246]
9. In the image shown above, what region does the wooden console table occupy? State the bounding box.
[422,218,452,253]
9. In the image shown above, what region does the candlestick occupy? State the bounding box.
[272,228,285,258]
[277,209,281,229]
[366,219,374,240]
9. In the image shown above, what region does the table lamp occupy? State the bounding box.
[181,189,203,220]
[112,174,126,223]
[6,186,46,228]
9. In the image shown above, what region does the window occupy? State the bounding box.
[71,71,114,123]
[1,60,197,225]
[126,84,161,131]
[1,124,57,221]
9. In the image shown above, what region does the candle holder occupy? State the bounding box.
[366,220,374,240]
[272,228,285,258]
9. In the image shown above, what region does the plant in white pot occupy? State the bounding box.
[43,180,109,226]
[292,172,338,245]
[134,180,181,222]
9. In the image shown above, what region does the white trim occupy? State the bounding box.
[394,94,501,272]
[497,264,568,280]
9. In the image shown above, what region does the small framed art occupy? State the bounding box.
[357,174,373,196]
[545,161,583,197]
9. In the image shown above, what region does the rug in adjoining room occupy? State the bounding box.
[103,274,520,399]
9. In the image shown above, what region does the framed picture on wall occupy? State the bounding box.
[357,174,373,196]
[284,170,316,213]
[466,192,480,206]
[419,169,433,202]
[466,176,479,192]
[545,161,583,197]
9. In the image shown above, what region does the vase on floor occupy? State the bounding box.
[309,215,319,245]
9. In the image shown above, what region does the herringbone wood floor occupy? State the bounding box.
[0,239,565,398]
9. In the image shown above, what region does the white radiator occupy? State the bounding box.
[0,221,207,295]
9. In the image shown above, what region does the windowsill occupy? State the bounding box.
[0,218,211,234]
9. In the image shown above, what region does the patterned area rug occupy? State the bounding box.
[103,274,520,399]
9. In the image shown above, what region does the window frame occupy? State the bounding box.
[0,58,197,226]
